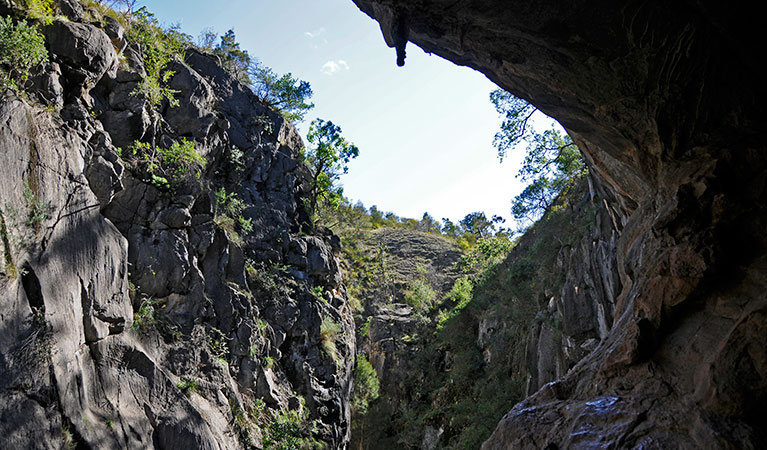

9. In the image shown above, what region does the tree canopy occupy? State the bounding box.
[206,29,314,123]
[490,89,587,223]
[305,118,360,213]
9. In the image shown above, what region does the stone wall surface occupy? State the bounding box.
[352,1,767,448]
[0,2,355,448]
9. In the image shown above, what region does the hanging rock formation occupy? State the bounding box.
[353,1,766,448]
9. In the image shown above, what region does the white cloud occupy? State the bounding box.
[321,60,350,75]
[304,27,326,39]
[304,27,327,48]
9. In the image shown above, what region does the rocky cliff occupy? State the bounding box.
[353,0,767,448]
[1,2,354,448]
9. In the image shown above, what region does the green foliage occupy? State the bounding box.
[349,185,597,449]
[22,181,51,229]
[359,316,371,338]
[263,355,274,370]
[176,377,199,394]
[403,277,436,312]
[351,354,380,415]
[213,187,252,243]
[0,209,17,279]
[130,296,181,341]
[214,29,251,83]
[131,297,158,331]
[126,7,190,107]
[22,0,54,24]
[205,326,229,364]
[490,89,587,223]
[319,316,342,362]
[310,285,326,302]
[512,128,587,222]
[61,423,77,450]
[0,15,48,92]
[489,89,537,162]
[246,261,289,298]
[127,139,206,189]
[250,62,314,122]
[436,277,473,330]
[457,235,513,276]
[262,404,323,450]
[459,211,507,242]
[201,28,314,123]
[305,118,359,213]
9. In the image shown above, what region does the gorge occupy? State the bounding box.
[1,0,765,449]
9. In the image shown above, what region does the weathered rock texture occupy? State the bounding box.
[357,229,463,405]
[1,2,354,449]
[354,0,766,448]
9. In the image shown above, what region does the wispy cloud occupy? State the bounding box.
[304,27,327,48]
[304,27,326,39]
[321,60,350,76]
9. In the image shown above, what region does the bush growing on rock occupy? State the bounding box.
[0,15,48,92]
[125,7,189,107]
[351,353,380,416]
[262,403,323,450]
[214,187,253,243]
[320,316,342,362]
[403,277,436,312]
[126,139,206,189]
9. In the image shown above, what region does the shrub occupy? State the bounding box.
[127,139,206,189]
[436,277,473,330]
[457,235,513,276]
[22,0,54,24]
[176,377,199,394]
[250,62,314,122]
[351,354,380,415]
[263,403,322,450]
[131,297,157,331]
[403,278,435,312]
[125,7,190,107]
[320,317,342,361]
[22,181,51,229]
[0,16,48,92]
[213,187,252,243]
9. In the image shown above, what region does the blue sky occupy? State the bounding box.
[139,0,537,225]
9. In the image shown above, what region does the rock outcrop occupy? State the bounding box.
[354,1,766,448]
[350,228,463,402]
[1,2,354,449]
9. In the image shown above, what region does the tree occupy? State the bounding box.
[208,29,314,123]
[214,29,251,84]
[249,62,314,123]
[305,118,359,213]
[490,89,587,223]
[419,212,440,234]
[460,212,496,239]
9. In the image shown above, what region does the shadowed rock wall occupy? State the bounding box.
[353,1,766,448]
[0,2,355,448]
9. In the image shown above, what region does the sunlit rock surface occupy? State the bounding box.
[0,3,354,448]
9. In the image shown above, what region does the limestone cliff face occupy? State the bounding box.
[354,1,767,448]
[0,2,354,449]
